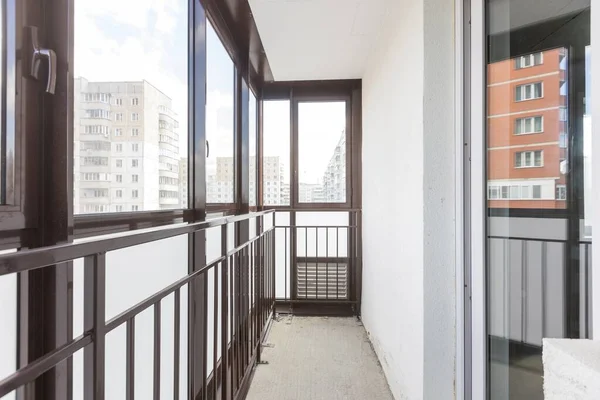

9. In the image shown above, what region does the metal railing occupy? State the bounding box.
[0,210,276,400]
[273,210,362,314]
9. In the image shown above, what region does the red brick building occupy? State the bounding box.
[487,48,568,209]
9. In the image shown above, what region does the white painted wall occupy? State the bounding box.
[361,0,455,398]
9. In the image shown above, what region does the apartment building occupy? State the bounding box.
[262,156,286,205]
[74,78,182,213]
[179,158,188,209]
[322,131,346,203]
[487,48,568,209]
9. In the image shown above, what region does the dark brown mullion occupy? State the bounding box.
[257,98,264,211]
[350,87,362,210]
[290,89,298,208]
[188,0,208,399]
[17,0,75,397]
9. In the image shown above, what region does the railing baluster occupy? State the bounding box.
[336,227,339,299]
[305,227,308,300]
[229,254,234,388]
[316,227,319,299]
[84,252,106,400]
[174,289,180,400]
[326,227,329,299]
[153,303,161,400]
[285,227,288,300]
[213,264,218,400]
[221,225,229,400]
[202,272,208,400]
[126,318,135,400]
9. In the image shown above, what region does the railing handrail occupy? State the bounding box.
[0,210,275,276]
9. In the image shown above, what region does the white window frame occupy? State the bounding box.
[114,128,122,137]
[115,113,123,121]
[132,159,139,168]
[131,97,139,106]
[131,128,139,137]
[515,150,543,168]
[515,82,543,102]
[515,52,543,69]
[131,113,139,121]
[556,184,567,200]
[132,190,139,199]
[514,116,543,134]
[115,98,123,106]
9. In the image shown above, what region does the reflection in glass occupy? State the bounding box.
[262,101,290,206]
[73,0,188,213]
[485,1,591,399]
[206,22,234,204]
[298,102,346,203]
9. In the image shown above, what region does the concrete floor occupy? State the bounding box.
[246,316,394,400]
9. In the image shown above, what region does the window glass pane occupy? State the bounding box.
[485,3,590,396]
[263,100,290,206]
[534,116,542,131]
[249,90,257,207]
[534,150,542,166]
[74,0,188,213]
[206,22,234,204]
[298,102,346,203]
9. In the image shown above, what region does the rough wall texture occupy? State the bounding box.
[543,339,600,399]
[361,0,425,399]
[422,0,456,397]
[361,0,456,398]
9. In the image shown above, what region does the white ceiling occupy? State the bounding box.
[248,0,388,81]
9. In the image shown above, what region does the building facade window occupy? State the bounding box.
[132,143,139,152]
[116,159,123,168]
[132,174,138,183]
[85,109,111,119]
[116,174,122,183]
[131,128,139,136]
[115,98,123,106]
[83,93,110,103]
[82,157,108,166]
[131,113,139,121]
[114,128,122,137]
[116,189,122,198]
[515,116,543,134]
[116,144,122,152]
[115,205,123,212]
[515,150,543,168]
[115,113,123,121]
[556,184,567,200]
[515,82,543,101]
[132,205,139,211]
[132,160,139,167]
[515,52,543,69]
[132,190,139,198]
[131,98,139,106]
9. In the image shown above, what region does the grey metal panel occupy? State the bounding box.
[544,242,566,338]
[489,217,568,241]
[488,238,507,338]
[524,241,543,346]
[508,240,523,342]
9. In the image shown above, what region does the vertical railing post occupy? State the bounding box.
[83,253,106,400]
[221,224,229,400]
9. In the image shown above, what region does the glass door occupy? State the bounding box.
[480,1,592,399]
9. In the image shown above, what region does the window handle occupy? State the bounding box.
[206,140,209,158]
[25,26,57,94]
